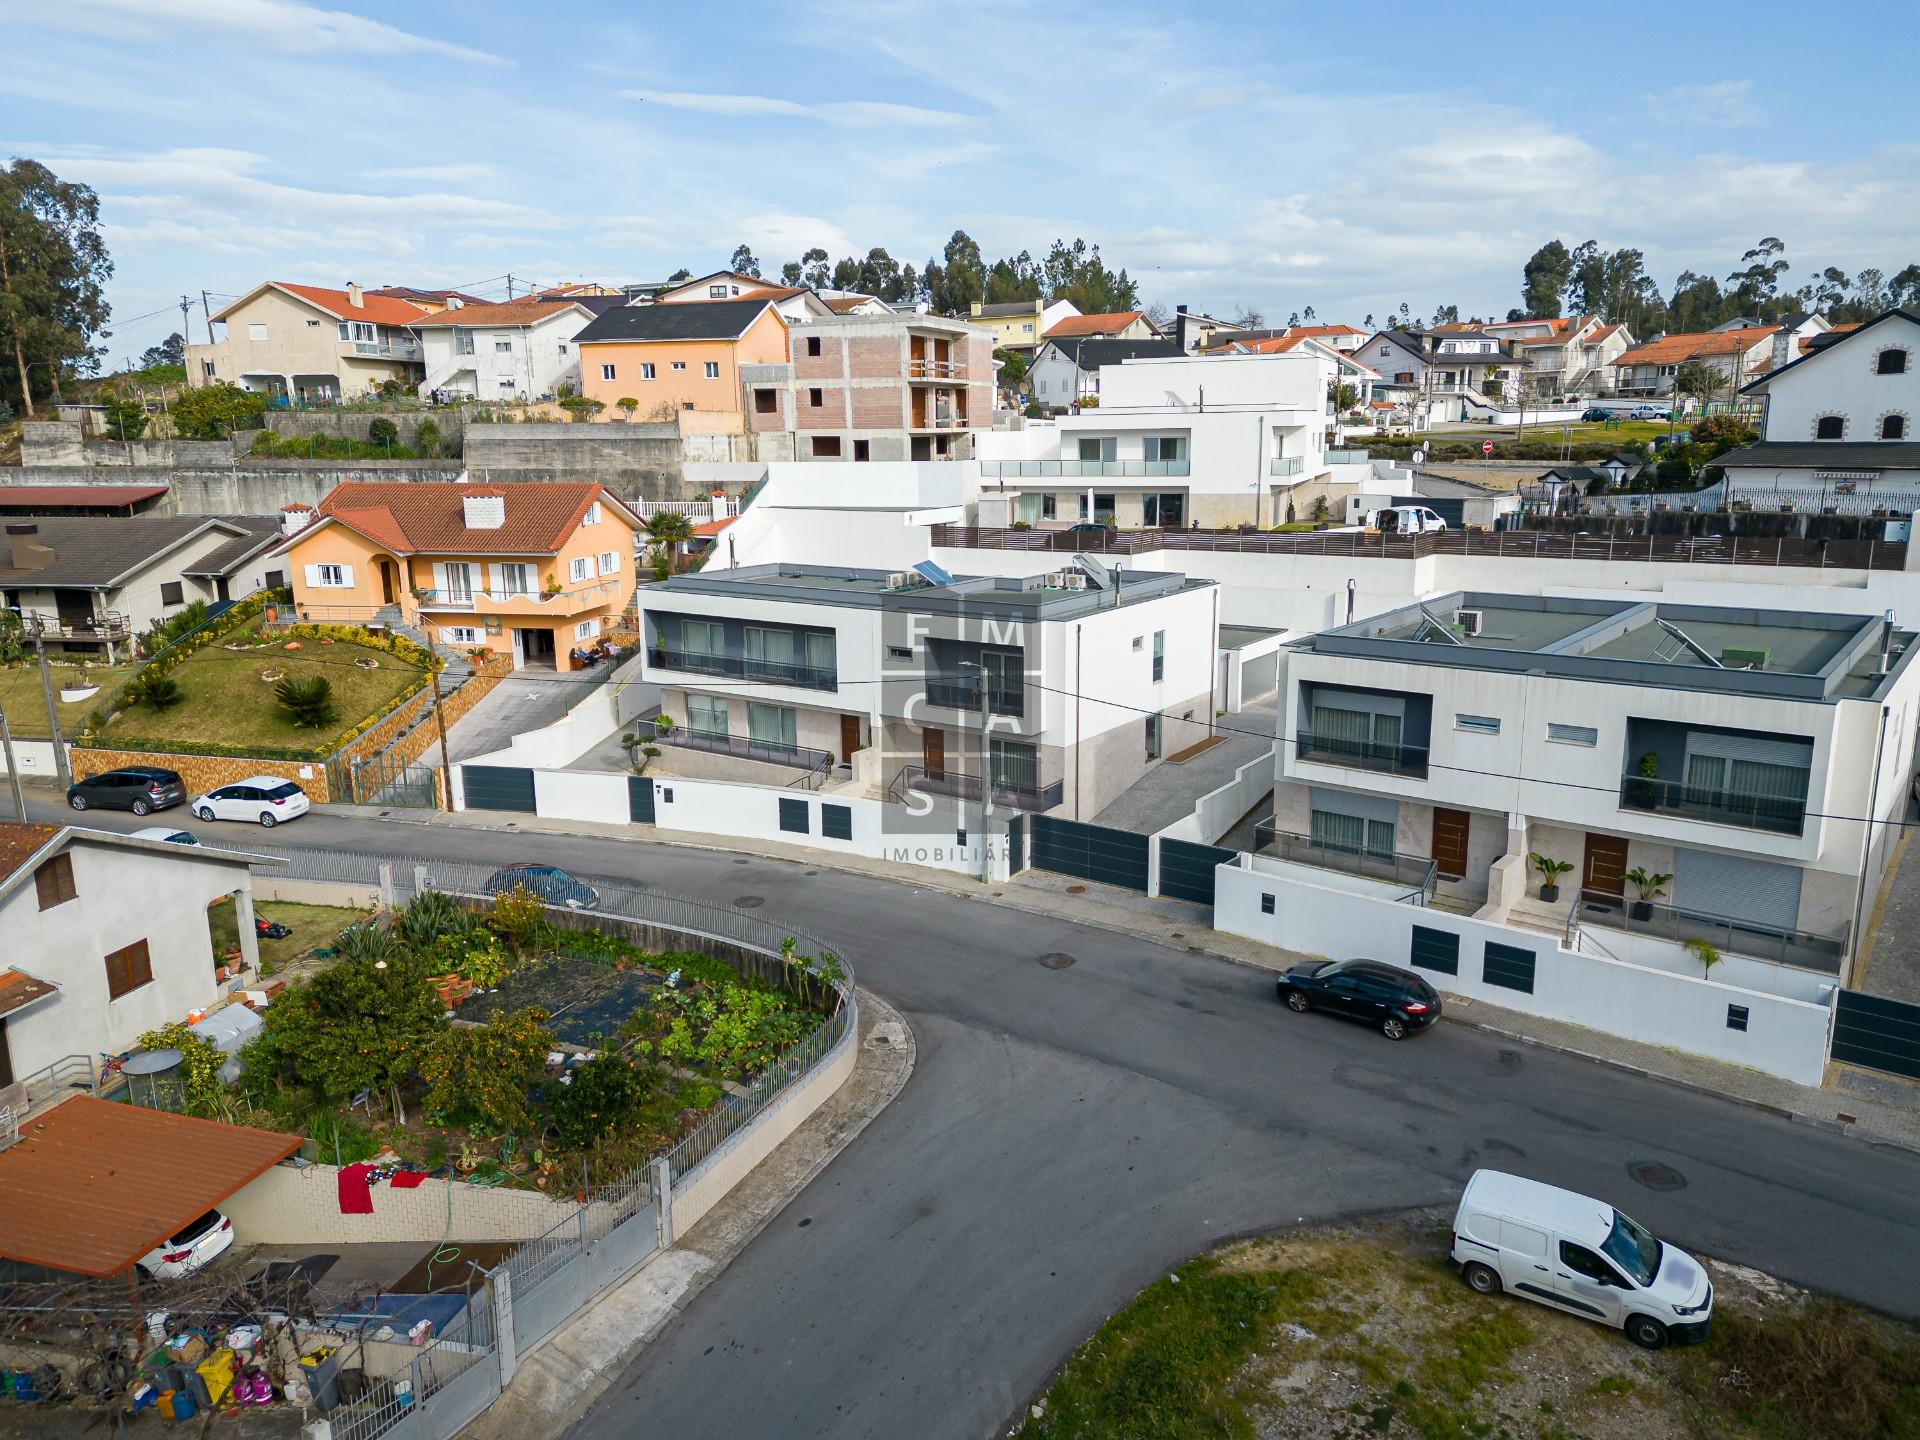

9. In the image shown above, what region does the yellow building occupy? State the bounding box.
[274,481,642,672]
[574,297,789,432]
[967,298,1082,355]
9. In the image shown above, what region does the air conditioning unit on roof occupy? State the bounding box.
[1455,608,1483,636]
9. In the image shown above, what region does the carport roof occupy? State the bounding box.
[0,1097,301,1276]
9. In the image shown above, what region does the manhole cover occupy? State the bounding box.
[734,895,765,909]
[1628,1160,1686,1192]
[805,870,818,876]
[733,858,750,866]
[1065,884,1087,894]
[1038,952,1076,970]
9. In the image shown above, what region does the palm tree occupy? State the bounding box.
[645,512,696,576]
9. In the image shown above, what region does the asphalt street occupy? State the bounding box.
[31,796,1920,1439]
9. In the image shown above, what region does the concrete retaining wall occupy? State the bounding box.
[265,412,465,445]
[225,1160,575,1244]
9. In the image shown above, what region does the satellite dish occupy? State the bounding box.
[1412,449,1426,465]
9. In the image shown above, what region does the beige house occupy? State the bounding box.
[186,283,434,403]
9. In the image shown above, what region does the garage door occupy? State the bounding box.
[1240,651,1279,703]
[1674,849,1802,932]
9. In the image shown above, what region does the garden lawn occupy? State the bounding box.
[100,618,426,754]
[0,659,139,739]
[208,898,371,977]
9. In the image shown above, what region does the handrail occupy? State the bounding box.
[1295,729,1430,778]
[1252,820,1438,903]
[1564,886,1844,974]
[886,762,1063,812]
[1616,773,1808,836]
[655,725,835,786]
[651,646,838,692]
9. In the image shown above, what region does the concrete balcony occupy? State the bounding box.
[908,359,965,380]
[887,762,1063,813]
[18,610,132,642]
[1269,456,1307,476]
[977,459,1191,479]
[414,579,627,619]
[345,338,423,363]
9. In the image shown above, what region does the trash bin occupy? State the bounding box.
[298,1348,340,1413]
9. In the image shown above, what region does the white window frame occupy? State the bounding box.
[494,339,513,353]
[442,626,483,645]
[671,361,687,372]
[574,618,601,641]
[704,360,719,379]
[1547,723,1598,747]
[641,362,656,380]
[601,363,617,381]
[598,550,620,575]
[497,563,534,597]
[709,284,728,298]
[568,556,592,583]
[315,563,348,588]
[582,501,602,525]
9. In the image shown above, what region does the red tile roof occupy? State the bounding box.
[0,485,168,508]
[1284,323,1367,337]
[271,283,435,325]
[0,823,58,888]
[736,286,808,303]
[1044,311,1147,338]
[692,516,736,537]
[1613,328,1780,367]
[402,299,584,328]
[302,481,637,556]
[0,969,57,1019]
[823,295,880,313]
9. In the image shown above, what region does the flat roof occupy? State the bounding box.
[0,1098,301,1276]
[1308,592,1916,703]
[641,561,1210,619]
[0,485,169,509]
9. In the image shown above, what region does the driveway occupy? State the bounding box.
[1094,696,1275,835]
[444,671,580,763]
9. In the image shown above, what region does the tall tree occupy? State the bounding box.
[1726,236,1789,319]
[855,247,903,299]
[1040,237,1138,313]
[728,243,760,278]
[1520,239,1572,318]
[139,331,183,370]
[800,247,831,290]
[928,230,984,315]
[983,251,1042,305]
[1431,303,1460,326]
[778,260,803,286]
[0,159,112,417]
[1667,270,1724,333]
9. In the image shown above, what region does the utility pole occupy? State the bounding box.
[178,295,192,355]
[0,702,27,820]
[425,632,454,810]
[961,659,993,884]
[34,633,71,788]
[200,291,215,345]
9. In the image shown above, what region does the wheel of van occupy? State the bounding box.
[1625,1314,1668,1350]
[1463,1263,1501,1297]
[1286,991,1310,1013]
[1381,1015,1408,1041]
[68,793,88,811]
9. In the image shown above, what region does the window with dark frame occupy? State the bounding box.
[778,797,810,834]
[104,939,153,1000]
[811,436,842,457]
[1815,414,1845,439]
[806,336,822,357]
[809,387,823,407]
[1878,349,1909,375]
[160,581,184,606]
[34,853,76,910]
[1727,1004,1750,1032]
[1260,892,1275,914]
[1883,415,1907,441]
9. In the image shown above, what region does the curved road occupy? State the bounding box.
[32,802,1920,1438]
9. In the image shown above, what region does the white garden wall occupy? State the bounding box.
[1214,860,1833,1085]
[1155,745,1274,845]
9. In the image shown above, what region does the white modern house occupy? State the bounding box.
[978,350,1343,529]
[1721,307,1920,507]
[1265,593,1918,983]
[406,298,594,402]
[0,822,276,1107]
[1025,336,1184,411]
[636,560,1219,819]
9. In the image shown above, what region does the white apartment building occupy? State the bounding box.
[405,298,594,402]
[977,351,1341,529]
[1268,593,1919,979]
[636,561,1219,819]
[1025,337,1184,411]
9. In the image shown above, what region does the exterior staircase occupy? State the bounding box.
[375,605,473,685]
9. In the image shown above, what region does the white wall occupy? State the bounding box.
[760,460,976,510]
[1215,861,1833,1085]
[0,739,59,779]
[1154,745,1274,845]
[464,657,654,770]
[1758,313,1920,442]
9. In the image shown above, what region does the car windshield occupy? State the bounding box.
[168,1210,222,1246]
[262,782,302,799]
[1600,1209,1661,1286]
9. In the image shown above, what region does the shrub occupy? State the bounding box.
[414,417,443,457]
[274,675,337,728]
[417,1007,553,1132]
[548,1054,653,1149]
[138,1021,229,1117]
[366,417,399,448]
[125,673,184,711]
[487,885,548,953]
[172,382,266,439]
[102,391,149,441]
[395,889,475,951]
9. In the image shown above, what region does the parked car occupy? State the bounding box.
[137,1208,234,1282]
[1275,958,1441,1040]
[192,777,311,828]
[484,864,601,909]
[1627,404,1671,420]
[1581,407,1613,422]
[66,767,187,817]
[1365,506,1449,537]
[1450,1169,1712,1349]
[128,826,199,846]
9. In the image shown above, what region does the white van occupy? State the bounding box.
[1450,1169,1712,1349]
[1366,505,1448,536]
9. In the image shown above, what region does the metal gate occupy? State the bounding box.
[628,775,655,824]
[1030,816,1150,891]
[462,765,536,813]
[1832,990,1920,1081]
[1006,814,1027,874]
[1159,838,1236,905]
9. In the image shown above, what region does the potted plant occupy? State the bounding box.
[1528,852,1574,904]
[1625,867,1671,922]
[544,572,562,596]
[1684,937,1721,976]
[653,713,676,738]
[1632,751,1660,807]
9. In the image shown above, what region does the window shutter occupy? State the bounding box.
[336,563,354,587]
[432,562,449,594]
[303,564,323,588]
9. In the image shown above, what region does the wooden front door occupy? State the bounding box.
[839,715,860,765]
[379,559,398,605]
[923,726,945,778]
[1582,832,1630,897]
[1432,808,1471,880]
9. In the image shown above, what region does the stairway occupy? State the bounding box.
[375,605,473,685]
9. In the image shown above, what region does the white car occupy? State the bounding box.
[1451,1169,1712,1349]
[1367,505,1449,536]
[1627,404,1670,420]
[192,776,311,828]
[128,826,199,846]
[138,1208,234,1282]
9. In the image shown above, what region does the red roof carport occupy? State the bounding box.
[0,1098,301,1277]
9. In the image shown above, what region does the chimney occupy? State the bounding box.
[446,296,464,310]
[462,494,506,530]
[1176,304,1188,315]
[347,282,364,309]
[5,523,53,571]
[280,502,316,537]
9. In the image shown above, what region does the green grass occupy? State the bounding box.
[208,898,372,975]
[0,659,139,739]
[100,618,425,753]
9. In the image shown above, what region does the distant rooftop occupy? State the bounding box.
[641,561,1209,618]
[1307,592,1915,702]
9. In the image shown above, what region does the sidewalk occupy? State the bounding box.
[325,801,1920,1155]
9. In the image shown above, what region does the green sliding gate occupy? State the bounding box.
[1832,990,1920,1082]
[1158,838,1237,906]
[1029,815,1150,891]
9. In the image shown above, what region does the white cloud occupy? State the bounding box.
[1,0,506,66]
[1645,80,1761,129]
[618,90,970,128]
[367,163,502,184]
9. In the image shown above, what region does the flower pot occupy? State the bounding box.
[1539,883,1560,903]
[1630,901,1653,922]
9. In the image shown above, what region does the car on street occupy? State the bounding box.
[66,766,187,816]
[1581,407,1613,422]
[137,1208,234,1282]
[128,826,199,846]
[1450,1169,1712,1349]
[1275,958,1440,1040]
[191,777,312,828]
[1365,505,1449,537]
[1627,404,1671,420]
[484,863,601,909]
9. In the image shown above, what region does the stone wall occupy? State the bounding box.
[21,420,237,469]
[71,746,336,802]
[1,462,468,514]
[462,422,759,498]
[264,411,466,446]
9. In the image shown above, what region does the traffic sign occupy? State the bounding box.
[1482,440,1494,455]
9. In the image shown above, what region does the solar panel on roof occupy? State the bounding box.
[913,560,956,587]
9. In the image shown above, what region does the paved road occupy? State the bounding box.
[30,798,1920,1439]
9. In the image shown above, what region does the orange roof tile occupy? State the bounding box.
[1613,328,1780,367]
[735,286,807,303]
[823,295,880,313]
[403,299,584,327]
[1044,311,1147,338]
[1283,323,1367,337]
[303,482,637,556]
[272,283,434,325]
[692,516,736,537]
[0,969,57,1019]
[0,822,58,887]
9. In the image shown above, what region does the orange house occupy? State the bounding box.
[274,481,643,671]
[573,297,788,432]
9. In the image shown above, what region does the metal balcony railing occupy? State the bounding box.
[887,763,1063,813]
[977,459,1191,479]
[1295,729,1429,779]
[655,726,835,786]
[1616,773,1808,836]
[1269,456,1307,476]
[16,610,132,641]
[922,677,1025,718]
[1564,887,1844,974]
[1252,822,1438,902]
[650,647,838,691]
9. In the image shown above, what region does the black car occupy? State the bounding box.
[1275,958,1441,1040]
[1581,407,1613,422]
[483,864,601,909]
[67,766,187,816]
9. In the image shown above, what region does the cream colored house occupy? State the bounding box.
[186,283,434,403]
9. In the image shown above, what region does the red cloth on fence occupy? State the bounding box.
[337,1163,374,1214]
[389,1171,428,1190]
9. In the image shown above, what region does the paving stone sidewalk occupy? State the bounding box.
[328,802,1920,1155]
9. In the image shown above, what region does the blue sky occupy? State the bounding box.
[5,0,1917,366]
